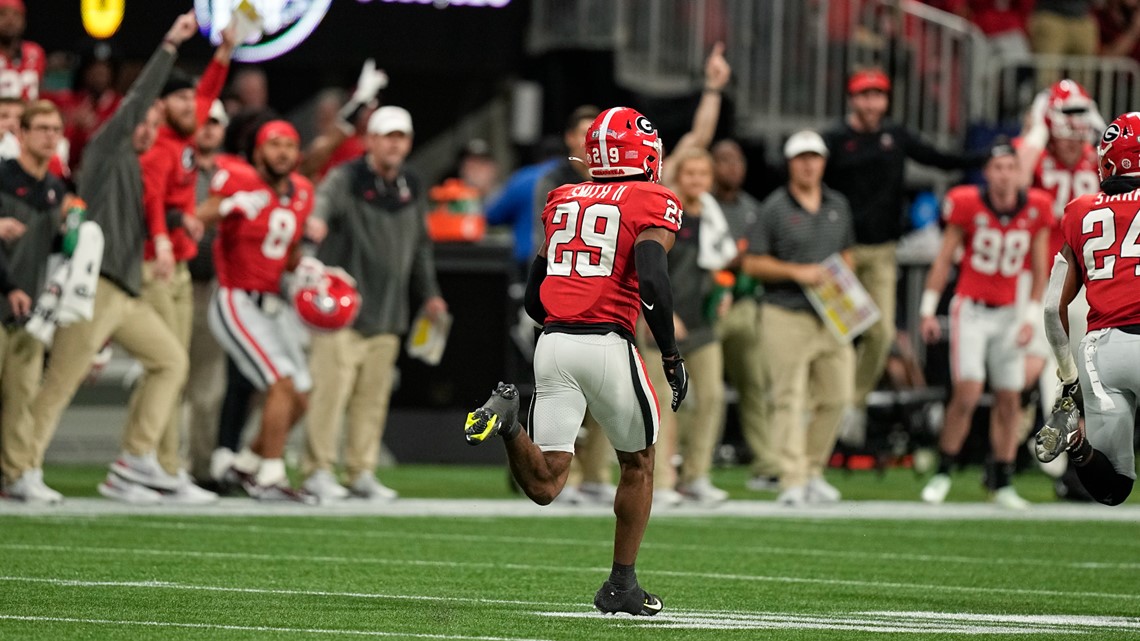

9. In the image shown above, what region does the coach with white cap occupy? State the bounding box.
[301,105,447,502]
[741,129,856,507]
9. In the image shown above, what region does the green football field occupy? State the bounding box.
[2,465,1139,640]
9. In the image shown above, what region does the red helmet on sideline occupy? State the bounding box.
[294,268,361,332]
[584,107,664,183]
[1045,79,1095,140]
[1097,112,1140,181]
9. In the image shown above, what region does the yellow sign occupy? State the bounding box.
[81,0,125,39]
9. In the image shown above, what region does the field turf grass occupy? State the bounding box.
[1,464,1138,640]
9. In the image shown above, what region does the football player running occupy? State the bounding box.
[1036,112,1140,506]
[198,120,318,503]
[463,107,687,615]
[919,140,1052,509]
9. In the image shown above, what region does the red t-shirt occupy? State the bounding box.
[210,162,313,293]
[140,59,229,262]
[0,41,44,100]
[944,185,1051,306]
[539,180,683,337]
[1033,142,1100,259]
[1061,190,1140,331]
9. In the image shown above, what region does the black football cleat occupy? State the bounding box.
[1035,394,1084,463]
[594,581,663,616]
[464,382,520,445]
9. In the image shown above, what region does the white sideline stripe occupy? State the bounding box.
[867,611,1140,629]
[10,516,1140,573]
[3,497,1140,522]
[0,615,553,641]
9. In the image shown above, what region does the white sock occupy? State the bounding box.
[256,458,287,487]
[233,448,262,474]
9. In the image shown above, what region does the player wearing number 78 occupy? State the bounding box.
[919,139,1052,509]
[197,120,316,503]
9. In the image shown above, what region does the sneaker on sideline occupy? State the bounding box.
[303,470,350,502]
[110,452,180,491]
[677,477,728,504]
[349,473,397,501]
[161,471,219,505]
[652,487,684,508]
[777,485,807,507]
[98,472,162,504]
[578,482,618,505]
[921,473,952,504]
[745,475,780,492]
[806,476,841,504]
[4,469,63,504]
[594,580,663,616]
[993,485,1030,510]
[248,482,319,505]
[210,447,235,483]
[551,485,585,505]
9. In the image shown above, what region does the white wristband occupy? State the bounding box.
[919,289,940,318]
[1021,300,1043,328]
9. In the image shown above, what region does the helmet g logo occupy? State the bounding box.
[635,116,654,135]
[1103,123,1121,144]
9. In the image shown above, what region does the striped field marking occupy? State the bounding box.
[0,615,554,641]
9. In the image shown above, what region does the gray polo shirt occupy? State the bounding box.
[716,189,763,241]
[746,186,855,312]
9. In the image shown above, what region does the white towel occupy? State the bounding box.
[696,192,738,271]
[25,222,103,347]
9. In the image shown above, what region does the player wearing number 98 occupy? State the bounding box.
[463,107,684,616]
[197,120,316,503]
[1036,111,1140,506]
[919,139,1052,509]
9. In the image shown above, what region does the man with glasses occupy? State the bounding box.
[0,100,69,501]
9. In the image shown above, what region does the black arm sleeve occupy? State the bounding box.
[523,255,548,325]
[635,240,678,358]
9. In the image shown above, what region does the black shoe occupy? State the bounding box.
[1035,395,1084,463]
[464,382,520,445]
[593,581,663,616]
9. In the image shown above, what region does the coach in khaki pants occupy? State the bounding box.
[743,130,855,507]
[302,106,447,502]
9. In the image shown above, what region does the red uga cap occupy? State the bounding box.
[0,0,24,12]
[848,69,891,95]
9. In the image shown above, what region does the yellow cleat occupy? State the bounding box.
[463,383,520,445]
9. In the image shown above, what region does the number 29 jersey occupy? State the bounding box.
[944,185,1051,307]
[210,162,314,294]
[1061,191,1140,332]
[539,180,683,337]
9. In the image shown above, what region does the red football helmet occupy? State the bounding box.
[584,107,664,182]
[1045,79,1095,140]
[294,268,361,332]
[1097,112,1140,181]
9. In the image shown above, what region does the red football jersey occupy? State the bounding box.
[1033,143,1100,259]
[210,163,313,293]
[944,185,1051,306]
[0,41,44,100]
[539,181,683,336]
[1061,191,1140,332]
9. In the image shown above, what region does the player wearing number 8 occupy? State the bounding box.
[198,119,316,503]
[919,139,1052,508]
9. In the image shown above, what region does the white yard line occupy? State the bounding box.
[2,497,1139,521]
[0,615,554,641]
[8,516,1140,573]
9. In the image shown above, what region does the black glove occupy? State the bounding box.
[662,353,688,412]
[1060,379,1084,415]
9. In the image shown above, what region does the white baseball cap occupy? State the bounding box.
[368,106,413,136]
[783,130,829,159]
[208,100,228,127]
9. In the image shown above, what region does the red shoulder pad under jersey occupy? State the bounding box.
[942,185,981,231]
[209,160,260,199]
[1025,188,1055,234]
[1059,193,1102,256]
[543,181,682,238]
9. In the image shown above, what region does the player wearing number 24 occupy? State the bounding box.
[919,139,1051,508]
[464,107,686,616]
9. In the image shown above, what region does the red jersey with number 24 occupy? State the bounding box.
[539,181,683,336]
[210,163,313,294]
[944,185,1051,306]
[1061,190,1140,332]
